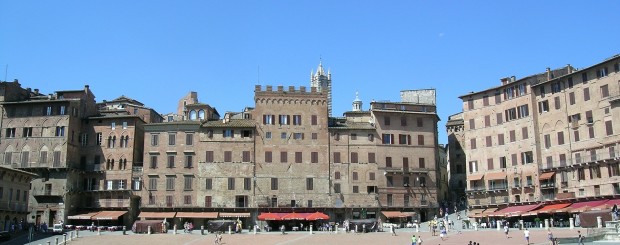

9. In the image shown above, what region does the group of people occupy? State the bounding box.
[410,234,423,245]
[183,221,194,233]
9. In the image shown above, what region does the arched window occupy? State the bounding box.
[198,110,205,120]
[189,110,197,120]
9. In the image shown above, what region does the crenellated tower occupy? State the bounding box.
[310,61,332,116]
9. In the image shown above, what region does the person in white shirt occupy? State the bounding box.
[524,228,530,245]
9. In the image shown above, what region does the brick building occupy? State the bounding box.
[459,54,620,210]
[0,166,37,231]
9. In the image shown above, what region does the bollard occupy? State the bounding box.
[474,223,478,231]
[519,220,524,230]
[496,220,501,231]
[416,224,419,233]
[123,226,126,235]
[310,224,313,234]
[228,225,232,234]
[201,225,205,235]
[355,224,358,233]
[76,229,79,238]
[63,234,67,244]
[545,219,549,229]
[55,237,59,245]
[148,225,152,235]
[97,227,101,235]
[253,225,257,235]
[569,218,574,229]
[174,224,177,235]
[597,216,603,228]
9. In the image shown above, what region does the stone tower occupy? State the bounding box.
[310,61,332,116]
[352,91,362,111]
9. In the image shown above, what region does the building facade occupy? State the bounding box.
[446,112,466,207]
[0,166,37,231]
[459,55,620,209]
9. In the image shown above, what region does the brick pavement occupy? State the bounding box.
[62,227,593,245]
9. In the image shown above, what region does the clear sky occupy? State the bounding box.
[1,1,619,144]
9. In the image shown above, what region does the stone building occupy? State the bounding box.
[459,54,620,210]
[446,112,466,206]
[0,166,37,231]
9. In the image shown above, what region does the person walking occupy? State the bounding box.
[547,229,554,245]
[578,230,584,245]
[417,235,423,245]
[411,234,417,245]
[390,224,396,236]
[524,228,530,245]
[504,223,509,238]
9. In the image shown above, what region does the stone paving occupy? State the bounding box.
[56,227,593,245]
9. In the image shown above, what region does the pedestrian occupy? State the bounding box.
[417,235,423,245]
[214,233,220,245]
[468,241,472,245]
[411,234,417,245]
[440,226,446,240]
[390,224,396,236]
[524,228,530,245]
[578,230,584,245]
[504,223,509,238]
[547,228,554,244]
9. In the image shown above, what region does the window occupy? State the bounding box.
[522,151,533,164]
[369,172,376,180]
[242,151,251,162]
[557,132,565,145]
[469,119,475,129]
[23,127,33,138]
[293,133,303,140]
[55,126,65,136]
[45,106,52,116]
[495,93,502,104]
[122,121,127,129]
[403,157,409,169]
[522,127,528,139]
[184,176,193,190]
[263,114,275,125]
[382,134,394,144]
[334,171,341,180]
[601,85,610,98]
[368,153,375,163]
[418,135,425,145]
[470,138,477,149]
[167,155,175,168]
[582,72,588,83]
[265,151,272,163]
[597,67,609,78]
[265,132,272,139]
[544,134,551,148]
[467,99,474,110]
[554,96,561,110]
[4,128,15,138]
[241,130,252,138]
[419,158,425,168]
[574,130,580,142]
[606,121,614,136]
[353,186,359,193]
[306,178,313,190]
[149,177,157,190]
[499,156,507,168]
[526,176,533,186]
[311,152,318,163]
[487,158,494,170]
[485,136,492,147]
[278,115,290,125]
[386,176,393,187]
[295,152,302,163]
[483,96,489,106]
[568,77,574,88]
[280,151,288,163]
[184,155,193,168]
[228,178,235,190]
[350,133,357,140]
[205,151,214,163]
[166,176,175,190]
[469,161,478,173]
[281,132,287,139]
[484,115,490,127]
[583,88,590,101]
[311,115,317,125]
[384,116,390,125]
[512,154,518,166]
[386,157,392,167]
[150,155,157,169]
[368,134,374,141]
[334,183,341,193]
[168,133,176,145]
[111,122,116,130]
[223,130,234,138]
[292,115,302,125]
[586,110,593,124]
[498,134,504,145]
[271,178,278,190]
[589,125,595,139]
[398,134,410,145]
[224,151,232,162]
[244,178,251,190]
[186,133,193,146]
[333,152,340,163]
[352,171,359,181]
[205,178,213,190]
[184,195,192,205]
[538,101,549,113]
[578,168,585,180]
[569,92,575,105]
[518,105,529,118]
[509,130,516,142]
[204,196,212,207]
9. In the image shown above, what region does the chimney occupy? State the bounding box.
[546,68,551,81]
[500,77,510,85]
[34,89,39,94]
[255,85,261,92]
[567,64,574,74]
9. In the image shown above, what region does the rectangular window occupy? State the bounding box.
[484,115,490,127]
[241,151,250,162]
[122,121,127,129]
[292,115,302,125]
[279,115,290,125]
[402,157,409,169]
[280,151,288,163]
[333,152,340,163]
[224,151,232,162]
[467,99,474,110]
[509,130,516,142]
[271,178,278,190]
[265,132,271,139]
[167,155,175,168]
[384,116,390,125]
[265,151,272,163]
[263,114,274,125]
[574,130,580,142]
[166,176,175,190]
[151,134,159,146]
[554,96,561,110]
[386,176,393,187]
[522,151,533,164]
[228,178,235,190]
[418,135,425,145]
[569,92,575,105]
[205,178,213,190]
[487,158,494,170]
[386,157,392,168]
[470,138,477,149]
[538,101,549,113]
[544,134,551,148]
[522,127,528,139]
[111,122,116,130]
[311,115,317,125]
[311,133,317,140]
[353,186,359,193]
[557,132,565,145]
[184,155,193,168]
[382,134,394,144]
[505,108,517,121]
[417,118,424,127]
[306,178,313,190]
[597,67,609,78]
[184,176,193,190]
[483,96,489,106]
[601,85,610,98]
[150,155,158,169]
[204,196,212,207]
[584,88,590,101]
[582,72,588,83]
[518,105,529,118]
[353,171,359,181]
[369,172,375,180]
[368,153,375,163]
[498,134,504,145]
[295,152,302,163]
[512,154,518,166]
[400,117,407,126]
[499,156,507,168]
[419,158,425,168]
[55,126,65,137]
[469,161,478,173]
[149,177,157,190]
[168,133,176,145]
[223,130,234,138]
[485,136,492,147]
[469,119,475,129]
[334,183,341,193]
[186,133,193,146]
[205,151,214,163]
[606,121,614,136]
[281,132,287,139]
[589,126,595,139]
[335,171,341,180]
[311,152,318,163]
[183,195,192,205]
[293,133,303,140]
[244,178,251,190]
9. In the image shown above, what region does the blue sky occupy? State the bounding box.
[1,1,619,144]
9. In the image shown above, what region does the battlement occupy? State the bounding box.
[254,85,319,94]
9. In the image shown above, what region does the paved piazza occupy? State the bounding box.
[51,228,590,245]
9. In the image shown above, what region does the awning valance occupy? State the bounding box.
[537,203,571,214]
[488,204,541,217]
[175,212,218,219]
[91,211,128,220]
[485,172,507,180]
[539,172,555,180]
[381,211,411,218]
[68,212,100,220]
[468,173,484,181]
[219,212,251,218]
[138,212,177,219]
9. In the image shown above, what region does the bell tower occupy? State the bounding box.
[310,61,332,116]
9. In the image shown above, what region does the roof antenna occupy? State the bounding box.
[4,64,7,82]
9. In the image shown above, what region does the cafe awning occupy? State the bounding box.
[485,172,507,180]
[281,213,310,220]
[91,211,128,220]
[381,211,411,218]
[488,204,541,217]
[138,212,177,219]
[175,212,218,219]
[537,203,571,214]
[68,212,100,220]
[258,213,286,221]
[539,172,555,180]
[468,209,485,218]
[468,173,484,181]
[219,212,251,218]
[563,200,609,213]
[306,212,329,221]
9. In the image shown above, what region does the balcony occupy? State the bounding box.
[488,184,508,191]
[93,199,129,208]
[540,181,556,189]
[541,150,620,171]
[466,186,486,193]
[85,164,104,172]
[32,189,64,197]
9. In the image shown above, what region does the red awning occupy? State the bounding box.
[91,211,128,220]
[537,203,571,214]
[281,213,310,220]
[488,204,541,217]
[219,212,251,218]
[306,212,329,221]
[138,212,177,219]
[258,213,286,221]
[68,212,100,220]
[175,212,218,219]
[539,172,555,180]
[382,211,411,218]
[485,172,507,180]
[468,173,484,181]
[563,200,609,213]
